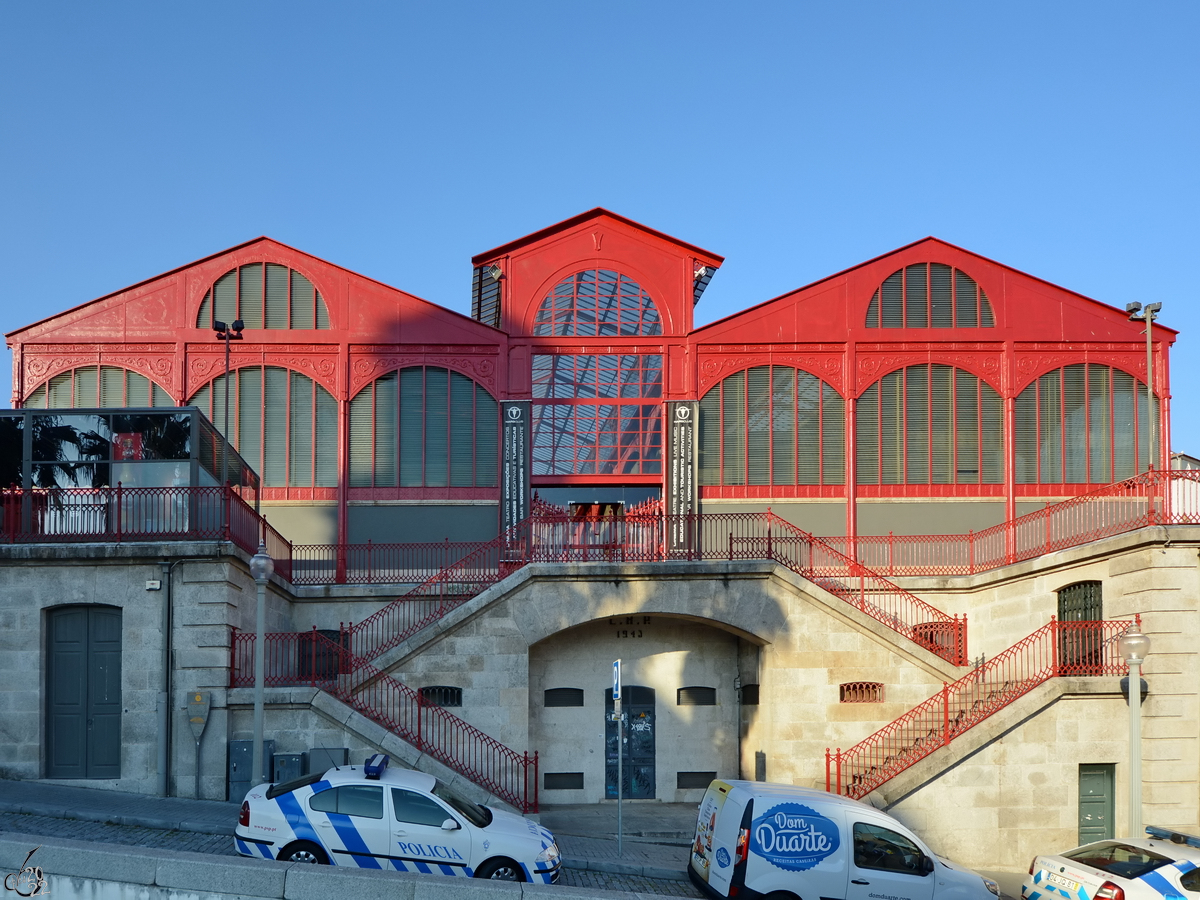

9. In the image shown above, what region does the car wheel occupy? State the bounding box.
[279,841,328,864]
[475,858,525,881]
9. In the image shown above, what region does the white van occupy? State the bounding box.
[688,780,999,900]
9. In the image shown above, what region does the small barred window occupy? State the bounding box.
[419,686,462,707]
[677,686,717,706]
[840,682,884,703]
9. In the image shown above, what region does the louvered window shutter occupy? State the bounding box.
[1136,383,1157,472]
[25,385,47,408]
[399,368,424,486]
[904,366,929,484]
[291,271,315,329]
[213,271,237,327]
[980,383,1003,484]
[880,371,903,484]
[881,272,903,328]
[954,270,978,328]
[238,367,263,477]
[263,367,288,486]
[374,372,398,487]
[865,290,880,327]
[699,388,721,485]
[349,384,375,488]
[152,382,172,407]
[239,264,263,329]
[905,265,928,328]
[125,371,150,407]
[93,366,118,407]
[1015,385,1037,484]
[197,291,211,328]
[424,368,448,487]
[210,373,229,442]
[930,264,953,328]
[797,371,821,486]
[1088,364,1112,482]
[722,371,746,486]
[315,384,337,487]
[954,369,979,483]
[1063,364,1087,483]
[771,367,796,485]
[929,365,953,483]
[289,372,314,487]
[746,366,771,486]
[1112,371,1136,479]
[475,387,498,487]
[1039,371,1063,483]
[449,372,475,486]
[979,291,996,327]
[856,384,880,485]
[315,293,330,329]
[189,384,211,418]
[265,264,289,329]
[821,384,845,485]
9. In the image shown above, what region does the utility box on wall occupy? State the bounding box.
[228,740,275,801]
[307,747,349,774]
[273,753,305,783]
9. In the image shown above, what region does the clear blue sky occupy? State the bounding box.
[3,2,1197,450]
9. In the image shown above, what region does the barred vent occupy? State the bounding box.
[544,688,585,707]
[544,772,584,790]
[839,682,884,703]
[677,771,717,789]
[677,686,717,706]
[419,686,462,707]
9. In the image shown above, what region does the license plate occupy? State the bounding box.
[1047,872,1080,891]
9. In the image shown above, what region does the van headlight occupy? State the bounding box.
[983,877,1000,897]
[536,844,560,864]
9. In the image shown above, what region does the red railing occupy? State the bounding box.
[230,626,537,812]
[290,540,490,586]
[825,617,1134,799]
[824,470,1200,576]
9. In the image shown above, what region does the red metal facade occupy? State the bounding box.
[5,209,1175,543]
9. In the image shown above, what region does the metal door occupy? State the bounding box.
[1078,764,1114,843]
[47,605,122,779]
[605,686,655,799]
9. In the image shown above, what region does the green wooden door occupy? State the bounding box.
[1079,764,1114,844]
[47,606,122,779]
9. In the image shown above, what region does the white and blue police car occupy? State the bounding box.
[1023,827,1200,900]
[235,754,561,883]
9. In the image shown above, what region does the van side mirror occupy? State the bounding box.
[921,855,935,875]
[442,818,461,831]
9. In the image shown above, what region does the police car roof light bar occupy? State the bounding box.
[1145,826,1200,848]
[364,754,390,779]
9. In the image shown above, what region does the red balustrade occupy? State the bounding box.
[825,617,1134,799]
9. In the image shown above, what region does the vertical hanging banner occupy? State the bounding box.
[666,402,698,553]
[501,401,531,532]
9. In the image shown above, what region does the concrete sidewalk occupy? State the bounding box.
[0,780,694,881]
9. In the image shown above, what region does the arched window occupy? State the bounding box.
[699,366,844,486]
[532,354,662,476]
[196,264,330,330]
[532,269,662,336]
[25,366,173,408]
[865,264,995,328]
[349,367,498,488]
[1015,364,1157,484]
[188,366,336,487]
[856,364,1003,485]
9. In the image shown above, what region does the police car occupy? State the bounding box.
[234,754,561,883]
[1023,827,1200,900]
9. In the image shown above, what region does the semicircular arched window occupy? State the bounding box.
[865,264,995,329]
[699,366,845,486]
[25,366,173,408]
[532,269,662,337]
[349,367,498,488]
[856,364,1003,485]
[187,366,336,487]
[196,264,330,330]
[1015,363,1158,484]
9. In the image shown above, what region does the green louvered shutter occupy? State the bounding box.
[821,384,845,485]
[152,382,172,407]
[399,368,424,487]
[981,382,1003,484]
[424,368,448,487]
[213,271,237,327]
[797,371,821,486]
[881,271,903,328]
[905,265,928,329]
[1015,384,1037,483]
[265,264,289,329]
[880,371,903,484]
[954,369,978,483]
[449,372,475,486]
[189,384,211,418]
[905,366,929,484]
[289,373,314,487]
[475,387,497,487]
[315,294,330,329]
[263,367,287,486]
[955,269,979,328]
[210,373,228,441]
[771,367,796,485]
[930,264,953,328]
[374,373,398,486]
[72,367,97,406]
[1112,371,1136,479]
[315,384,337,487]
[25,385,48,408]
[239,264,263,329]
[125,371,150,407]
[238,367,263,477]
[197,291,212,328]
[1040,371,1063,483]
[291,271,315,329]
[699,387,721,485]
[746,366,770,486]
[930,365,952,484]
[349,384,374,487]
[856,384,880,485]
[722,371,746,486]
[1089,364,1112,482]
[1063,364,1087,483]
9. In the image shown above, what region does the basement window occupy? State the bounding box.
[840,682,884,703]
[544,687,585,707]
[678,771,717,789]
[677,686,717,706]
[419,686,462,707]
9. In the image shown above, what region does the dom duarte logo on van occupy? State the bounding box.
[750,803,840,871]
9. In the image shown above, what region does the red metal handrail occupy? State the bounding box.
[825,617,1134,799]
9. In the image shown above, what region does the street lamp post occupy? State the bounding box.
[249,542,274,787]
[213,319,244,485]
[1125,303,1161,472]
[1118,622,1151,839]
